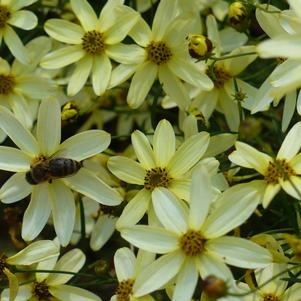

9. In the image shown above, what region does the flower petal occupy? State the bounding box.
[114,247,136,281]
[281,176,301,200]
[106,44,145,64]
[92,55,111,96]
[262,183,281,208]
[8,10,37,30]
[0,146,31,171]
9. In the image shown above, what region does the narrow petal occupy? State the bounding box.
[0,283,31,301]
[108,63,137,88]
[10,0,37,11]
[92,55,111,96]
[153,119,175,167]
[106,44,145,64]
[3,269,18,301]
[189,166,212,230]
[0,146,31,171]
[168,132,210,178]
[131,130,156,170]
[152,187,188,234]
[127,62,157,108]
[262,183,281,208]
[41,45,85,69]
[204,133,237,158]
[107,156,145,185]
[56,130,110,161]
[50,284,101,301]
[229,141,271,174]
[47,249,85,285]
[63,168,122,206]
[67,56,92,96]
[282,91,296,132]
[21,183,51,241]
[116,189,150,229]
[207,236,272,269]
[277,121,301,160]
[0,105,38,155]
[37,97,61,156]
[114,247,136,281]
[0,173,31,204]
[8,10,37,30]
[172,259,198,301]
[120,226,178,254]
[168,178,191,201]
[44,19,84,44]
[281,176,301,200]
[134,252,185,297]
[70,0,97,31]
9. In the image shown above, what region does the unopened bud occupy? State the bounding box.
[202,275,228,298]
[186,34,213,60]
[228,1,250,32]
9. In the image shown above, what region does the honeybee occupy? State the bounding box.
[25,157,82,185]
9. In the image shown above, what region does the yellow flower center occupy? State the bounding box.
[264,159,296,184]
[146,41,173,65]
[32,281,52,301]
[0,254,8,277]
[0,74,15,95]
[179,230,205,256]
[0,6,10,28]
[262,293,279,301]
[207,66,231,89]
[82,30,105,55]
[116,279,134,301]
[144,167,172,190]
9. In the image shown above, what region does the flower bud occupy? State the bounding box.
[186,34,213,60]
[228,1,250,32]
[202,275,228,298]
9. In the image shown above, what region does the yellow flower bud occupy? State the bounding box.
[186,34,213,60]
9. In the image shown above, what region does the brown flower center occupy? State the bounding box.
[0,254,8,277]
[0,6,10,28]
[207,66,231,89]
[32,281,52,301]
[262,293,279,301]
[264,159,296,184]
[0,74,15,95]
[116,279,134,301]
[82,30,105,55]
[144,167,172,190]
[146,41,173,65]
[179,230,205,256]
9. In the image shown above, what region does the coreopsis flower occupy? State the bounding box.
[111,247,156,301]
[108,119,210,228]
[1,248,102,301]
[229,121,301,208]
[41,0,140,96]
[110,0,213,110]
[0,97,122,246]
[0,0,38,64]
[0,240,59,301]
[119,167,271,301]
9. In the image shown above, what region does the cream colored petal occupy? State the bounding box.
[120,225,178,254]
[153,119,175,167]
[207,236,272,269]
[0,284,31,301]
[56,130,110,161]
[152,187,188,234]
[21,184,51,241]
[107,156,145,185]
[8,10,37,30]
[4,26,29,64]
[106,44,145,64]
[0,57,11,73]
[114,247,136,281]
[47,249,85,285]
[168,132,210,178]
[133,251,185,296]
[168,178,190,200]
[131,130,156,169]
[290,152,301,173]
[67,56,93,96]
[282,91,296,132]
[0,146,31,171]
[70,0,97,31]
[0,173,31,204]
[204,133,237,158]
[92,55,111,96]
[281,176,301,200]
[44,19,84,44]
[277,121,301,160]
[3,269,18,301]
[127,62,157,108]
[229,141,271,174]
[0,108,32,153]
[288,0,301,18]
[108,63,137,88]
[37,97,61,156]
[50,284,101,301]
[41,45,85,69]
[116,189,150,229]
[129,17,152,47]
[262,183,281,208]
[7,240,59,265]
[9,0,37,11]
[283,283,301,301]
[63,168,122,206]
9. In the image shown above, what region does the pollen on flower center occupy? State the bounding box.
[116,279,134,301]
[206,66,231,89]
[146,41,173,65]
[0,74,15,95]
[82,30,105,55]
[144,167,172,190]
[0,6,10,28]
[32,281,52,301]
[262,293,279,301]
[264,159,296,184]
[179,230,205,256]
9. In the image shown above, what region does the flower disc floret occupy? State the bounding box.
[116,279,134,301]
[179,230,205,257]
[82,30,105,55]
[0,74,15,95]
[144,167,172,190]
[0,254,8,276]
[32,281,51,301]
[262,293,279,301]
[0,5,10,28]
[207,66,231,89]
[264,159,296,184]
[146,41,173,65]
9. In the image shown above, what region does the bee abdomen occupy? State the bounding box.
[48,158,82,177]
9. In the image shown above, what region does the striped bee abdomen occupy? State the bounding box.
[48,158,82,177]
